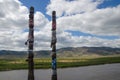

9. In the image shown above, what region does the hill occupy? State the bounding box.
[0,47,120,58]
[57,47,120,57]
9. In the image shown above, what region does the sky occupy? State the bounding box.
[0,0,120,51]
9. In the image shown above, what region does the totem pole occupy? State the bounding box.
[25,6,34,80]
[51,11,57,80]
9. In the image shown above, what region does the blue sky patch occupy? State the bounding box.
[66,30,120,40]
[20,0,51,20]
[98,0,120,9]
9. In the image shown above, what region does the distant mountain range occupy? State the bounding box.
[0,47,120,58]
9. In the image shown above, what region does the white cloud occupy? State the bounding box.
[0,0,28,30]
[56,5,120,36]
[34,12,49,29]
[57,32,120,48]
[46,0,120,49]
[0,0,50,51]
[46,0,103,17]
[0,0,120,51]
[47,0,120,36]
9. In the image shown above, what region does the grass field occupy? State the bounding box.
[0,55,120,71]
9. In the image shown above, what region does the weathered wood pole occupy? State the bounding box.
[25,6,34,80]
[51,11,57,80]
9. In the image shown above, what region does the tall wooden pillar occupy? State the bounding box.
[51,11,57,80]
[25,6,34,80]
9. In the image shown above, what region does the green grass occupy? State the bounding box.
[0,56,120,71]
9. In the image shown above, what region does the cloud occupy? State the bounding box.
[55,5,120,36]
[0,0,28,30]
[0,0,50,51]
[34,12,49,29]
[57,31,120,48]
[0,0,120,51]
[46,0,120,49]
[47,0,120,36]
[46,0,103,17]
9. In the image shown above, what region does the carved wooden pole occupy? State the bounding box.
[51,11,57,80]
[25,6,34,80]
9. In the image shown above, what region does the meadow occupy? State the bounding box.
[0,55,120,71]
